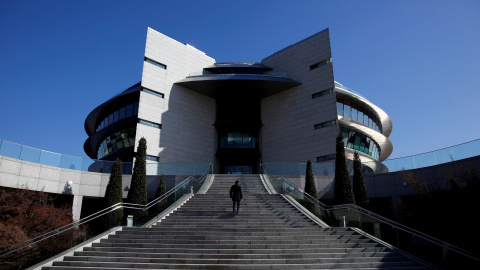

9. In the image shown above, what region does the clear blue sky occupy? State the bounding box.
[1,0,479,160]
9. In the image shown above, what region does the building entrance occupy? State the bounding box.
[224,165,253,174]
[215,94,261,174]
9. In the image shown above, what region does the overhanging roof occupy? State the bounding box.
[175,74,301,98]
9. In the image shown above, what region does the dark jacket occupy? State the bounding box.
[230,183,243,202]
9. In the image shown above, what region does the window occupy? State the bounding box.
[119,107,126,120]
[145,57,167,69]
[310,58,331,70]
[317,154,336,162]
[97,127,136,159]
[146,155,159,162]
[336,101,344,117]
[95,102,140,132]
[336,97,382,133]
[219,132,257,149]
[312,88,333,99]
[139,119,161,129]
[142,87,165,98]
[314,120,336,130]
[126,104,133,118]
[340,127,380,160]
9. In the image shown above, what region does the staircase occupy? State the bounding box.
[41,174,429,269]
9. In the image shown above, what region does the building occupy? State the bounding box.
[84,27,393,174]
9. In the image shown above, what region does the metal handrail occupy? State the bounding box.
[260,163,480,264]
[0,163,213,259]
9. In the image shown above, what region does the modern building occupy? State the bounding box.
[84,27,393,174]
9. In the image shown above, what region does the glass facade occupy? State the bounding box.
[97,127,136,159]
[336,97,381,133]
[96,102,139,132]
[340,127,380,160]
[219,132,257,149]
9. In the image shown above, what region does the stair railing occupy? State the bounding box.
[0,163,213,266]
[260,163,480,269]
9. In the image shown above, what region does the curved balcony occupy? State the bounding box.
[335,81,393,137]
[84,82,141,136]
[338,119,393,161]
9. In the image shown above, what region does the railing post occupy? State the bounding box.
[190,186,193,194]
[127,215,133,227]
[339,216,346,227]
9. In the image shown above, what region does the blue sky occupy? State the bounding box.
[1,0,479,160]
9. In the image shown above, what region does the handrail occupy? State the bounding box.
[0,163,213,259]
[261,163,480,267]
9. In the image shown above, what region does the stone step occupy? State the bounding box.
[73,250,399,259]
[48,260,423,269]
[82,246,393,254]
[91,242,382,249]
[99,238,374,245]
[62,255,412,264]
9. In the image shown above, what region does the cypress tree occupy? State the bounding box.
[103,158,124,230]
[303,159,319,215]
[334,131,356,205]
[304,160,317,199]
[127,137,148,221]
[155,173,167,213]
[353,151,369,208]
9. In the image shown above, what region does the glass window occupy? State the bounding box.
[119,107,126,120]
[114,111,119,122]
[351,103,358,121]
[358,110,364,124]
[96,126,137,159]
[354,135,361,150]
[126,104,133,118]
[336,102,344,117]
[339,127,380,160]
[243,133,251,148]
[145,57,167,69]
[146,155,159,162]
[139,119,161,129]
[234,133,242,148]
[143,88,165,98]
[109,114,114,124]
[133,102,139,116]
[344,100,351,119]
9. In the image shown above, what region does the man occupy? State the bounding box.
[229,180,243,216]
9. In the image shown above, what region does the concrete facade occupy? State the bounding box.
[261,29,338,163]
[139,28,217,163]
